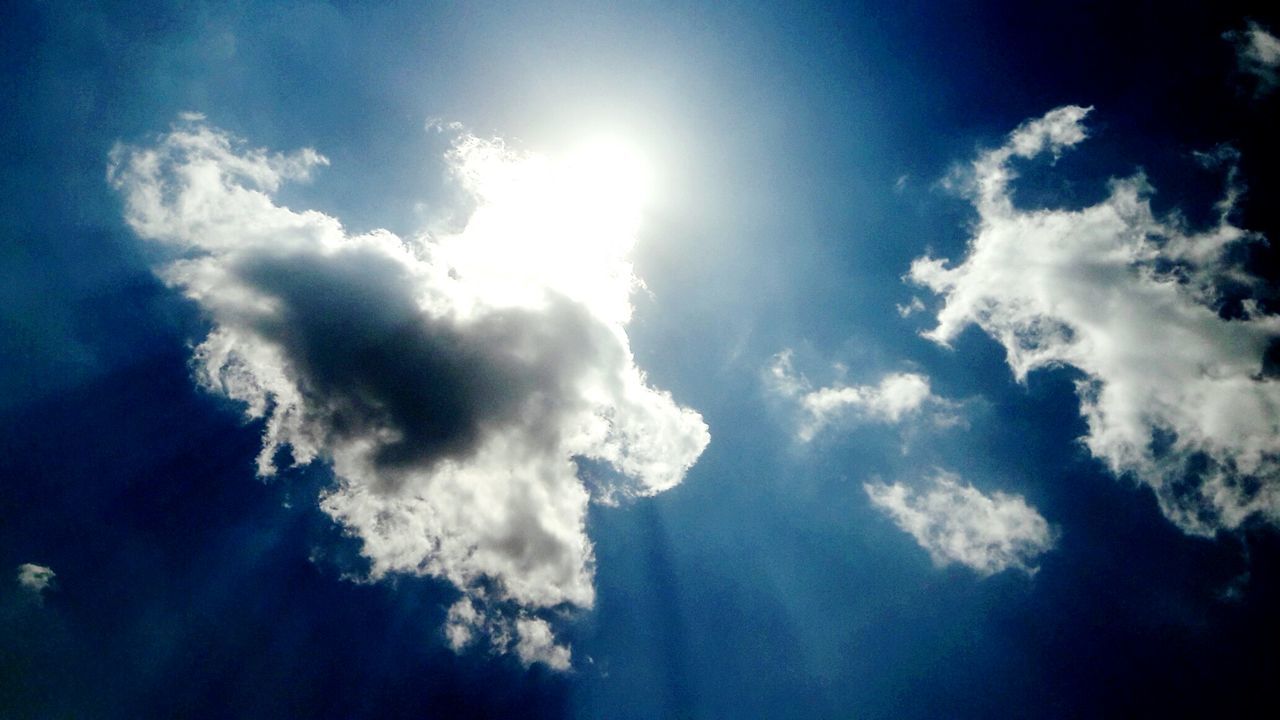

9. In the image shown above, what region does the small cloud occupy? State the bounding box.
[865,472,1055,576]
[766,350,957,442]
[1218,569,1251,603]
[896,296,925,318]
[16,563,55,602]
[514,617,572,671]
[425,116,466,133]
[443,597,482,651]
[441,597,571,670]
[894,174,909,193]
[1226,21,1280,94]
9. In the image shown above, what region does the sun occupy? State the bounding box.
[439,132,658,322]
[562,135,655,219]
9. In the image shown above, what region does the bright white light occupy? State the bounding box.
[563,135,654,222]
[439,133,656,323]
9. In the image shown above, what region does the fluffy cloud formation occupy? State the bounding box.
[16,563,55,601]
[1227,21,1280,93]
[109,116,709,667]
[910,105,1280,535]
[865,473,1055,575]
[767,350,954,442]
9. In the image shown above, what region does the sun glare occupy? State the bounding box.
[442,132,657,322]
[563,136,654,213]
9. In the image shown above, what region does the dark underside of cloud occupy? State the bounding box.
[232,246,612,486]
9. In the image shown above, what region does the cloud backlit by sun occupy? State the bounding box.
[109,117,709,668]
[437,133,654,325]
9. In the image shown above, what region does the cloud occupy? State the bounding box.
[513,617,573,671]
[443,597,485,652]
[1227,21,1280,94]
[896,296,925,318]
[16,563,55,601]
[767,350,956,442]
[865,472,1055,575]
[442,597,571,669]
[109,117,709,667]
[910,105,1280,535]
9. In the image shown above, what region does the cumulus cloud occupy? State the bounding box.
[16,563,55,601]
[767,350,955,442]
[513,616,573,671]
[109,117,709,667]
[910,105,1280,535]
[1227,21,1280,93]
[865,472,1055,575]
[440,597,571,668]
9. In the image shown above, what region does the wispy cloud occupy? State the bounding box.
[767,350,957,442]
[865,472,1055,576]
[896,296,925,318]
[109,117,709,667]
[910,105,1280,535]
[1226,21,1280,94]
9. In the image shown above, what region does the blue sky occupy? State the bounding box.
[3,1,1280,717]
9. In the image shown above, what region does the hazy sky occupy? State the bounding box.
[3,2,1279,718]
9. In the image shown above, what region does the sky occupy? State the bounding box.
[2,1,1279,717]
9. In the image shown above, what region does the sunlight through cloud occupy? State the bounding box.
[109,117,709,669]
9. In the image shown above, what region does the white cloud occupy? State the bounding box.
[767,350,955,442]
[16,563,55,601]
[443,597,482,652]
[896,296,925,318]
[910,105,1280,536]
[109,117,709,668]
[865,472,1055,575]
[440,597,571,670]
[1227,21,1280,93]
[513,616,573,671]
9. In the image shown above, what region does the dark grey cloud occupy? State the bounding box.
[231,245,620,490]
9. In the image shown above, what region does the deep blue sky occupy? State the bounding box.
[3,1,1279,718]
